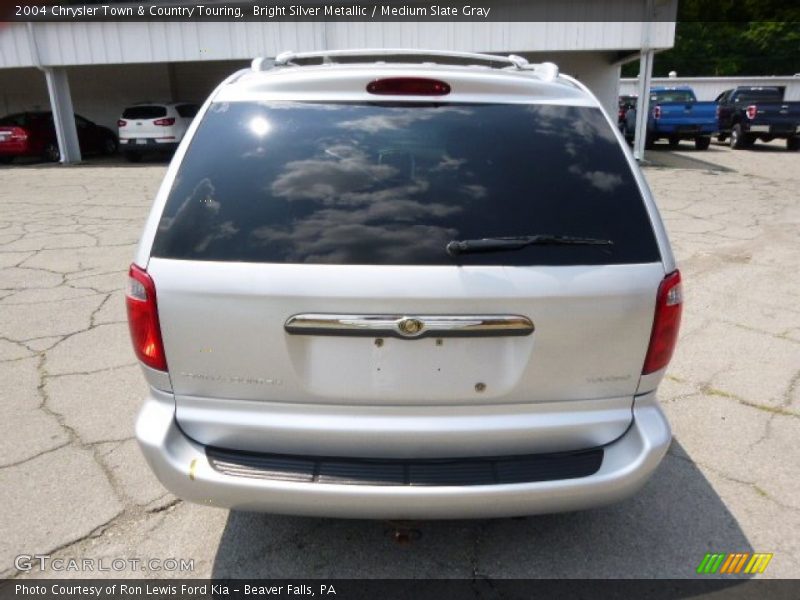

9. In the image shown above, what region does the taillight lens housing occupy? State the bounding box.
[9,127,28,141]
[117,119,127,127]
[746,105,757,120]
[126,264,167,371]
[642,270,683,375]
[367,77,451,96]
[153,117,176,126]
[653,106,662,119]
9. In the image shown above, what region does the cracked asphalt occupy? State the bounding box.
[1,141,799,579]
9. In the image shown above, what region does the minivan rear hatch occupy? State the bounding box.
[146,100,665,453]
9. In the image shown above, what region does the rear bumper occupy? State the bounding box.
[136,390,671,519]
[744,123,800,137]
[0,141,34,156]
[651,124,716,137]
[120,138,179,152]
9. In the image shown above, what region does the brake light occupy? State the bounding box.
[642,270,683,375]
[126,264,167,371]
[153,118,175,126]
[367,77,451,96]
[8,127,28,141]
[746,105,757,120]
[653,106,661,119]
[117,119,127,127]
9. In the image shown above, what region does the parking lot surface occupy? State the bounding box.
[1,143,799,579]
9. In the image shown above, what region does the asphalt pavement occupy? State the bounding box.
[1,141,798,579]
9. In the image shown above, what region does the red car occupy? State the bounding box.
[0,112,118,163]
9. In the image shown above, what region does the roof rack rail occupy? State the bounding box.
[250,49,559,81]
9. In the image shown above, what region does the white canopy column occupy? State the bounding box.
[43,67,81,163]
[26,23,81,163]
[633,48,654,162]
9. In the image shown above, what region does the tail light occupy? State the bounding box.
[746,105,757,120]
[117,119,127,127]
[8,127,28,141]
[653,106,662,119]
[367,78,451,96]
[126,264,167,371]
[642,270,683,375]
[153,117,176,126]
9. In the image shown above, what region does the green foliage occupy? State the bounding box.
[621,0,800,78]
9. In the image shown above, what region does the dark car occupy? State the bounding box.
[0,112,118,163]
[618,94,637,129]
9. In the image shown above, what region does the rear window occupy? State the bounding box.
[0,114,25,126]
[733,88,783,103]
[122,106,167,119]
[651,90,695,103]
[151,102,660,266]
[0,113,51,127]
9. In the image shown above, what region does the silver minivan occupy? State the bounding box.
[129,50,681,519]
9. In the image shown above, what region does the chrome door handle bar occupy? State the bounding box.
[284,314,534,339]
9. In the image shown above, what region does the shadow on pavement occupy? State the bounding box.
[644,149,734,172]
[739,144,796,154]
[210,441,752,579]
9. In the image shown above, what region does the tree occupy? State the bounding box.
[621,1,800,77]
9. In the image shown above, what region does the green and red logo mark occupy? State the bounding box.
[697,553,773,575]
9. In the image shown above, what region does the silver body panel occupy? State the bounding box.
[150,260,664,404]
[175,395,633,459]
[137,389,671,519]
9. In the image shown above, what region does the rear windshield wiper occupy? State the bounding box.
[446,235,614,257]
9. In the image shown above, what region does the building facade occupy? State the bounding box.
[0,2,677,161]
[620,75,800,101]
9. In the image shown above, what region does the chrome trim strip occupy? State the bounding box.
[284,314,534,339]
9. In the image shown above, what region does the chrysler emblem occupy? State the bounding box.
[397,317,424,337]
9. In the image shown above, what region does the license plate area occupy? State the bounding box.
[750,125,770,133]
[285,335,535,404]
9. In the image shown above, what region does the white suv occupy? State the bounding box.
[129,50,681,519]
[118,102,198,161]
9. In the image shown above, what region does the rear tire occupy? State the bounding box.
[622,123,635,146]
[717,134,727,143]
[730,124,753,149]
[42,142,60,162]
[695,136,711,150]
[787,136,800,152]
[621,123,634,145]
[124,152,142,163]
[0,156,13,165]
[103,137,118,156]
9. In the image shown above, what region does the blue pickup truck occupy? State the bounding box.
[623,86,718,150]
